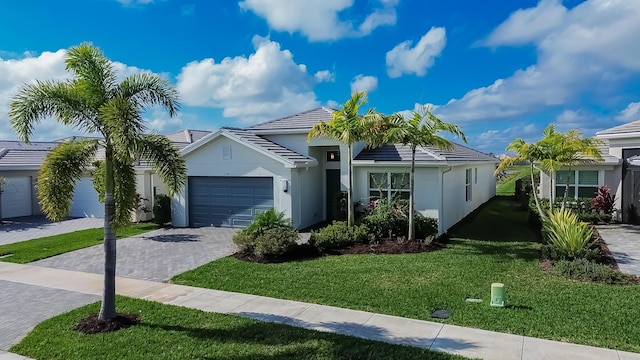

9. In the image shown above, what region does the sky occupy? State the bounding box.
[1,0,639,154]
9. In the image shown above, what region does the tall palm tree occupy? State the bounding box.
[537,125,602,210]
[384,106,466,241]
[308,91,383,227]
[496,139,547,220]
[9,43,186,321]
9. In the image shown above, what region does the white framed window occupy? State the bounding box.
[555,170,599,199]
[465,168,472,202]
[369,172,410,200]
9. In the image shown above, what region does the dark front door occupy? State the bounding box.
[326,169,341,220]
[622,148,640,224]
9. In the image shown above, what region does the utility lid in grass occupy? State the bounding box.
[431,309,452,319]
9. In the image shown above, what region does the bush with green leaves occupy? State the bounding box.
[309,221,370,252]
[542,209,595,260]
[152,194,172,226]
[361,198,438,241]
[554,259,636,285]
[232,208,298,259]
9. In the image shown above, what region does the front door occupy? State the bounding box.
[622,148,640,224]
[629,171,640,224]
[325,169,341,220]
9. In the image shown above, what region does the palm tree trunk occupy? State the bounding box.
[561,168,571,211]
[99,147,117,320]
[347,144,354,227]
[530,163,546,221]
[408,148,416,241]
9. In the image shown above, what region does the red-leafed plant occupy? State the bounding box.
[591,186,616,215]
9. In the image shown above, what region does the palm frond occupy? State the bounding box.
[100,97,146,159]
[116,73,180,116]
[65,42,117,99]
[136,134,186,195]
[37,140,99,221]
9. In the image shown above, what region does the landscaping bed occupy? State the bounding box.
[11,296,463,360]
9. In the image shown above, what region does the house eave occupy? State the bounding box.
[246,128,312,135]
[0,165,42,171]
[596,131,640,139]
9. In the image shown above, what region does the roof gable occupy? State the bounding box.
[245,107,335,132]
[181,127,317,168]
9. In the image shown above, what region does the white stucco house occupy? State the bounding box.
[539,119,640,223]
[0,129,209,221]
[171,108,498,235]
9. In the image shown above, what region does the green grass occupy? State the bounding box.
[11,296,465,360]
[173,197,640,352]
[0,223,156,264]
[496,166,537,196]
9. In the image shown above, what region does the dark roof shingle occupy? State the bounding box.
[354,143,497,163]
[0,141,59,167]
[222,128,316,165]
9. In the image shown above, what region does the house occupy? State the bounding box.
[538,119,640,223]
[0,129,209,221]
[171,108,498,234]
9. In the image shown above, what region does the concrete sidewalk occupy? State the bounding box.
[0,262,638,360]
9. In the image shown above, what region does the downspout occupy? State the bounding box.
[440,166,453,235]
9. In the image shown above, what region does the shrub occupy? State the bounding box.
[591,186,616,215]
[152,194,171,226]
[362,198,438,241]
[542,209,594,260]
[415,216,438,240]
[309,221,370,252]
[253,227,298,258]
[232,208,299,259]
[332,191,348,221]
[554,259,636,285]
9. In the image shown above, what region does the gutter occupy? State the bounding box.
[439,166,453,235]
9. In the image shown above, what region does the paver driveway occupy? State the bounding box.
[0,216,103,246]
[32,227,238,281]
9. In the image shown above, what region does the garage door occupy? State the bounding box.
[70,177,105,218]
[188,177,274,227]
[0,176,32,218]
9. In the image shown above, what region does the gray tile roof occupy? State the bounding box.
[222,127,316,166]
[354,143,498,163]
[0,141,59,167]
[245,107,335,131]
[596,119,640,136]
[594,142,621,164]
[165,129,211,145]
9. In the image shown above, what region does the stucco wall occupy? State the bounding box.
[172,136,294,227]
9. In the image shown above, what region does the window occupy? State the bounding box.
[369,172,410,200]
[465,169,472,202]
[555,170,599,199]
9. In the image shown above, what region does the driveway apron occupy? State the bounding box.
[0,216,103,246]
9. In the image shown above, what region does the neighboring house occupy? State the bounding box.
[539,119,640,223]
[0,129,209,221]
[171,108,498,234]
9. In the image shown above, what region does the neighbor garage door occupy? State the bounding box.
[0,176,32,218]
[70,177,105,218]
[188,177,274,227]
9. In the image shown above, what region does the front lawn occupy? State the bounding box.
[173,197,640,352]
[496,165,537,196]
[11,296,463,360]
[0,223,156,263]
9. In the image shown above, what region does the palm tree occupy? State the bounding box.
[496,139,547,220]
[384,106,466,241]
[537,125,602,210]
[9,43,186,321]
[308,91,383,227]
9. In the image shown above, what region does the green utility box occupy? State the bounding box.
[490,283,505,307]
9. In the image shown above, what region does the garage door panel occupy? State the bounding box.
[0,176,32,218]
[70,178,104,218]
[188,176,274,228]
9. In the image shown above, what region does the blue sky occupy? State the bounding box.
[1,0,639,154]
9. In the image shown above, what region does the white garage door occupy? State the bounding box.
[70,177,104,218]
[0,176,32,218]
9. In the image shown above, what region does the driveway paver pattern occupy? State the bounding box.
[31,227,237,281]
[596,224,640,275]
[0,216,103,246]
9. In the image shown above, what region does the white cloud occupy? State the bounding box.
[326,100,340,109]
[176,35,327,123]
[615,102,640,122]
[433,0,640,124]
[238,0,398,41]
[473,124,539,151]
[386,27,447,78]
[350,74,378,94]
[0,49,156,141]
[314,70,335,82]
[116,0,154,6]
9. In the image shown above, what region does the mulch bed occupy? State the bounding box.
[75,313,140,334]
[234,236,449,264]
